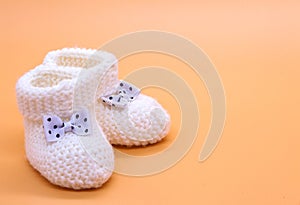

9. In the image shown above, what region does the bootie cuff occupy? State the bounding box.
[16,65,79,121]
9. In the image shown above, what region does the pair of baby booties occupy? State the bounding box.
[16,48,170,190]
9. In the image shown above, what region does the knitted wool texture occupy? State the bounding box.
[43,48,170,146]
[16,64,114,190]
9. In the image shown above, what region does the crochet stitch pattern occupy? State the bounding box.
[43,48,171,146]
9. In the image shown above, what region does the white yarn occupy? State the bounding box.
[42,48,171,146]
[16,65,114,190]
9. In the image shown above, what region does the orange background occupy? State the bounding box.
[1,0,300,204]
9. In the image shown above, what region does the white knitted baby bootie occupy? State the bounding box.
[16,65,114,189]
[43,48,170,146]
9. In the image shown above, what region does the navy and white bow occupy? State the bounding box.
[43,109,91,142]
[101,81,140,108]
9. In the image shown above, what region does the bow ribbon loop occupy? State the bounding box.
[43,109,91,142]
[101,81,140,108]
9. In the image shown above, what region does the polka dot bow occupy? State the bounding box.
[101,80,140,108]
[43,109,91,142]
